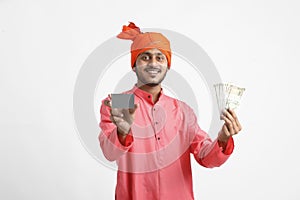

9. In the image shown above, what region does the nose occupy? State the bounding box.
[148,57,159,67]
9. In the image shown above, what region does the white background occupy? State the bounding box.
[1,0,300,199]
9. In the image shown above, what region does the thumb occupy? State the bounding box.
[129,103,139,114]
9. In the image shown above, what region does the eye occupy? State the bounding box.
[157,55,165,62]
[141,55,150,61]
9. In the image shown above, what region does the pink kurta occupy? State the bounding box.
[99,85,234,200]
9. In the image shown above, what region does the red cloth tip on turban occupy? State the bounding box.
[117,22,172,68]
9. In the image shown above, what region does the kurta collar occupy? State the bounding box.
[130,84,164,105]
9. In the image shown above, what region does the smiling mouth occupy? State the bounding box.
[145,68,161,75]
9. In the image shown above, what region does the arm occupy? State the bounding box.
[189,124,234,168]
[187,106,240,168]
[98,98,134,161]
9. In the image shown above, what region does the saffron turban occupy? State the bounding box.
[117,22,172,68]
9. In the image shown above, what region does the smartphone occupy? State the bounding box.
[111,93,134,109]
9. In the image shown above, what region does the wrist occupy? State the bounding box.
[117,127,129,136]
[218,131,231,143]
[117,128,132,146]
[217,136,229,150]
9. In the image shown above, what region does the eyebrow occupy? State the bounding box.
[140,52,164,56]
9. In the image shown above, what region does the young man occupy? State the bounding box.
[98,22,242,200]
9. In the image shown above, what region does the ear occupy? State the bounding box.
[132,66,136,72]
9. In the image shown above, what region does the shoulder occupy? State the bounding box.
[162,94,194,113]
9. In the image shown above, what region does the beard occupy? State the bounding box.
[145,83,159,87]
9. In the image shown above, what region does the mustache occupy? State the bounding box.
[135,63,162,68]
[145,65,162,70]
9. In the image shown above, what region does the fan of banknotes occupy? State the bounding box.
[214,83,245,114]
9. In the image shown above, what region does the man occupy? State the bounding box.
[98,22,242,200]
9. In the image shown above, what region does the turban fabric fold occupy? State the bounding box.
[117,22,172,68]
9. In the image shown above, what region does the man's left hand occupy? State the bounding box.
[218,109,242,143]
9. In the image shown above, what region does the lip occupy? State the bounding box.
[145,68,161,73]
[145,70,160,76]
[147,71,159,76]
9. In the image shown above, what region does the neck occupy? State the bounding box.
[136,82,161,103]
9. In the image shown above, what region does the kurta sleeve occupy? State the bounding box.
[98,98,134,161]
[185,104,234,168]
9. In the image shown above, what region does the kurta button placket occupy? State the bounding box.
[152,106,160,142]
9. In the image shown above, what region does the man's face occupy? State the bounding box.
[133,48,169,87]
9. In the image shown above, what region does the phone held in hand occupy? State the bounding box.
[111,93,134,109]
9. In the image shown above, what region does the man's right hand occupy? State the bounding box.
[104,94,139,136]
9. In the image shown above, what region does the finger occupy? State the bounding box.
[222,124,231,137]
[223,109,235,122]
[112,116,124,123]
[228,108,237,118]
[227,109,242,131]
[223,109,240,133]
[104,99,112,108]
[221,114,235,135]
[129,103,139,114]
[111,108,124,117]
[110,116,125,126]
